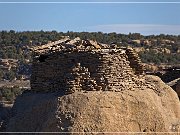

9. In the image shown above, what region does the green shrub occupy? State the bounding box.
[0,86,24,102]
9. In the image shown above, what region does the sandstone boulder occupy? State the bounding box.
[6,75,180,133]
[175,80,180,97]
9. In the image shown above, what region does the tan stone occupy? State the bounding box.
[6,78,180,133]
[175,80,180,97]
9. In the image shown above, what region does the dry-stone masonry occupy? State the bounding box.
[30,37,153,94]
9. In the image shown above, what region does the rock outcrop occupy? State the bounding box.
[6,75,180,133]
[176,80,180,96]
[5,38,180,133]
[167,78,180,98]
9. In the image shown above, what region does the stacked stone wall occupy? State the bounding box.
[31,49,146,93]
[126,48,144,75]
[31,51,101,93]
[30,37,152,93]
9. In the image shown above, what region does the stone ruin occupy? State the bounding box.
[30,37,155,94]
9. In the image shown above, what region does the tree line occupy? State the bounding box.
[0,30,180,81]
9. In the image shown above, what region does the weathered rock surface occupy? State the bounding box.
[167,78,180,97]
[6,75,180,133]
[176,80,180,97]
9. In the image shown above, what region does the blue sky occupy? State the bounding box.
[0,0,180,35]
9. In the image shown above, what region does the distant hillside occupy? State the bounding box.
[0,30,180,82]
